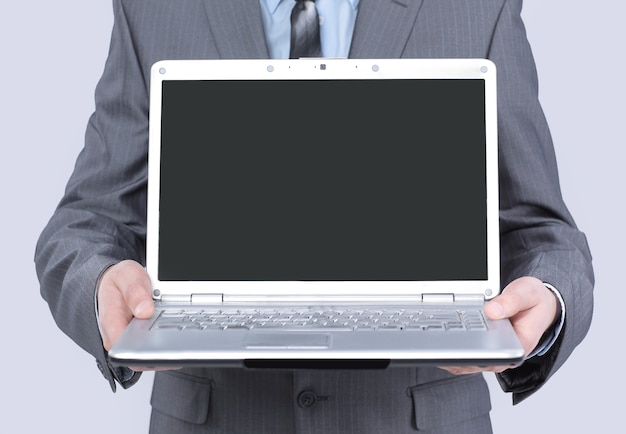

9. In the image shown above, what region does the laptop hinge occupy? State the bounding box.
[160,294,192,303]
[191,293,224,304]
[454,294,486,304]
[158,294,224,304]
[422,293,455,304]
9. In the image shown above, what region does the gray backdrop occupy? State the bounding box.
[2,1,623,432]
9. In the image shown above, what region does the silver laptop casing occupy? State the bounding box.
[109,58,524,368]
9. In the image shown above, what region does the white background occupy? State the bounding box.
[1,1,623,432]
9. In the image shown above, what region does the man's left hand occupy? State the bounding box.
[441,276,559,375]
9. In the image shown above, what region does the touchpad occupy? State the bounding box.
[244,333,331,349]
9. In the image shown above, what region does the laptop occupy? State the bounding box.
[108,58,525,369]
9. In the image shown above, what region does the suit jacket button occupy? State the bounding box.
[96,360,106,377]
[297,391,318,408]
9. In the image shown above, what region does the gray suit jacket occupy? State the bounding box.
[35,0,594,432]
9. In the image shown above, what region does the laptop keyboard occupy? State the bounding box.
[151,307,488,332]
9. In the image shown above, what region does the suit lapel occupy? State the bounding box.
[201,0,423,59]
[202,0,269,58]
[350,0,424,58]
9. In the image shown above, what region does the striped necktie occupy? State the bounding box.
[290,0,321,58]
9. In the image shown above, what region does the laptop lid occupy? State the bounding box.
[146,58,499,303]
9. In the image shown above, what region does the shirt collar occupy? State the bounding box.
[262,0,360,15]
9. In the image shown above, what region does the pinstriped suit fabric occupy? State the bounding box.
[35,0,594,432]
[149,368,492,433]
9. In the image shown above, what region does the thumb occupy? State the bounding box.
[484,277,544,320]
[98,260,154,350]
[113,260,155,319]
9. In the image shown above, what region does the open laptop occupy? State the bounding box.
[108,58,525,368]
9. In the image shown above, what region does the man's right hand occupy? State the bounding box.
[97,259,154,352]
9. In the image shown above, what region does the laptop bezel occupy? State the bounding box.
[145,58,500,301]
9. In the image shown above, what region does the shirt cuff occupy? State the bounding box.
[527,282,565,358]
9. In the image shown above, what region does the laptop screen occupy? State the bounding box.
[157,78,487,282]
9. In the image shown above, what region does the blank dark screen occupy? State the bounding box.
[158,79,487,281]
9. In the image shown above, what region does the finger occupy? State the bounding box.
[439,365,512,375]
[129,365,183,372]
[484,276,544,320]
[485,277,559,356]
[97,260,153,350]
[108,260,154,318]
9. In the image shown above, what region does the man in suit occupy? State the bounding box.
[35,0,594,433]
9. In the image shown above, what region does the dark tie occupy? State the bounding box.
[290,0,321,58]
